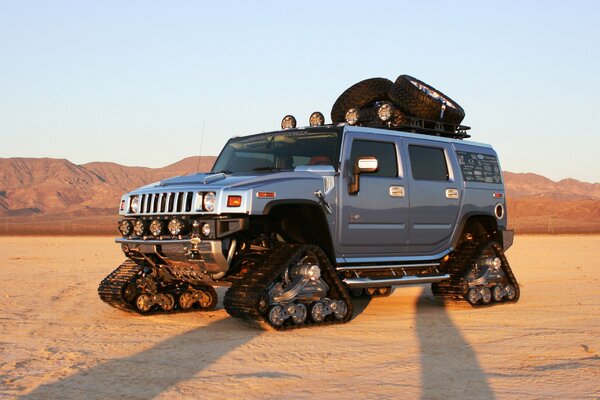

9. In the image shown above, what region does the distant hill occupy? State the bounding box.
[0,157,598,234]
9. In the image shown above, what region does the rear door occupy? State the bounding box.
[337,131,409,257]
[404,139,462,254]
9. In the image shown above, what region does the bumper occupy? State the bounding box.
[116,237,229,273]
[500,229,514,251]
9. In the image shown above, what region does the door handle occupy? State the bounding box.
[389,186,405,197]
[445,188,459,199]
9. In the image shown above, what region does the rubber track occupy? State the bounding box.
[432,240,520,305]
[98,261,218,315]
[98,260,142,312]
[223,244,353,330]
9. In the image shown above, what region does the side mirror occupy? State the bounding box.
[349,156,378,195]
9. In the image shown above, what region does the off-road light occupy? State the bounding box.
[309,111,325,126]
[129,195,140,213]
[345,108,359,125]
[227,195,242,207]
[149,219,163,237]
[281,115,297,129]
[203,192,216,212]
[118,220,132,236]
[168,218,184,235]
[377,102,394,122]
[133,220,145,236]
[201,223,211,237]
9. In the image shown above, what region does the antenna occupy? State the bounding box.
[197,119,205,172]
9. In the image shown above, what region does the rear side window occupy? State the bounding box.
[350,140,398,177]
[409,145,449,181]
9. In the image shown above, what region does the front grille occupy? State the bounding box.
[137,192,194,215]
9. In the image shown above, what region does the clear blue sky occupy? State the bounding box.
[1,1,599,182]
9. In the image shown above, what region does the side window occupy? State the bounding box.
[409,145,449,181]
[350,140,397,177]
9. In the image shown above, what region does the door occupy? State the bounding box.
[338,134,409,257]
[405,140,461,254]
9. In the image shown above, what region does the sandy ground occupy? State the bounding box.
[0,236,599,400]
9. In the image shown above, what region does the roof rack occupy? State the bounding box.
[394,116,471,139]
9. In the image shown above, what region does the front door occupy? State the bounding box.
[338,133,409,257]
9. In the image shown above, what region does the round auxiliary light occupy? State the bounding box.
[168,218,184,236]
[377,102,394,122]
[281,115,297,129]
[149,219,163,237]
[133,220,145,236]
[345,108,359,125]
[309,111,325,127]
[129,195,140,213]
[203,192,216,212]
[118,220,132,236]
[201,223,211,237]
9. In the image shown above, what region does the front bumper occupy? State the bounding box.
[116,237,229,273]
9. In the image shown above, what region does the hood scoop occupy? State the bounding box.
[202,172,227,184]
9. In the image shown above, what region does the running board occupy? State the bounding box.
[343,274,450,289]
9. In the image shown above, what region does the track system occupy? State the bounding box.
[98,260,218,314]
[432,237,520,306]
[224,244,353,330]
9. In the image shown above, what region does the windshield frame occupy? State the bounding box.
[211,127,343,174]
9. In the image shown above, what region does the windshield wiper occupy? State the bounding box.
[212,170,232,174]
[252,167,285,172]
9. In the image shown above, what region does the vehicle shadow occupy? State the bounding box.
[23,295,373,399]
[415,286,495,399]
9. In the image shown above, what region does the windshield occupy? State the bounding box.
[212,130,341,174]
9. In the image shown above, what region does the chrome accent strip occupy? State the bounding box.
[336,263,440,272]
[344,274,450,288]
[413,224,452,230]
[348,223,405,230]
[339,248,452,264]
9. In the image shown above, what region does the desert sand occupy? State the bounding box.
[1,235,599,399]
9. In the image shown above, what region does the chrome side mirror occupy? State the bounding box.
[349,156,378,195]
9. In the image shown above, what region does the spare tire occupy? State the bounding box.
[331,78,393,123]
[390,75,465,125]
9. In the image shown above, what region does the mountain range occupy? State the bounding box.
[1,157,599,234]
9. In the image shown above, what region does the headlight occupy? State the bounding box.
[345,108,359,125]
[168,218,184,235]
[281,115,297,129]
[377,102,394,122]
[129,195,140,213]
[203,192,216,212]
[149,220,163,237]
[118,220,132,236]
[201,223,211,237]
[309,111,325,127]
[133,220,145,236]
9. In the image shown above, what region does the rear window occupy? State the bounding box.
[409,145,449,181]
[456,151,503,184]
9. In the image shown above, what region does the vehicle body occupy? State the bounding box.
[100,118,519,329]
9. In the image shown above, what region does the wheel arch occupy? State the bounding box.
[453,214,500,248]
[264,201,336,262]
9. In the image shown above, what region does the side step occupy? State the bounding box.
[343,274,450,289]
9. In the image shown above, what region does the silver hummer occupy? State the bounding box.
[100,105,519,329]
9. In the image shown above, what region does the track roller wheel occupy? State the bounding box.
[197,286,218,311]
[331,300,348,321]
[291,303,308,325]
[268,305,286,328]
[159,293,175,311]
[178,291,195,310]
[136,294,153,313]
[505,284,517,301]
[467,288,480,306]
[480,287,492,304]
[492,285,504,302]
[310,301,326,323]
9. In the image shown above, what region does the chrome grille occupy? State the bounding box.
[136,192,195,215]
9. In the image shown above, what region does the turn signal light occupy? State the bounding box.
[227,195,242,207]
